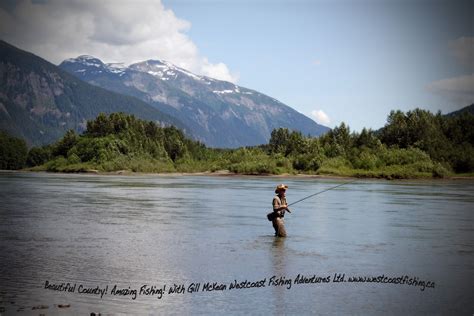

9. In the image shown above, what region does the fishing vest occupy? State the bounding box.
[273,195,287,217]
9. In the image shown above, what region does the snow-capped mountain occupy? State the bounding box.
[0,41,182,146]
[60,56,329,147]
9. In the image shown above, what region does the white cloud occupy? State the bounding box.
[311,109,331,126]
[449,37,474,68]
[0,0,237,82]
[200,58,240,82]
[426,74,474,105]
[426,37,474,106]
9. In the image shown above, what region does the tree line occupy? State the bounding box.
[1,107,473,178]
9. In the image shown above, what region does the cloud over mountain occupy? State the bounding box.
[426,36,474,106]
[311,110,331,125]
[427,74,474,106]
[0,0,237,82]
[59,54,329,147]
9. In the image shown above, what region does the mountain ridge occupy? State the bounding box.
[445,104,474,117]
[60,55,330,147]
[0,40,184,147]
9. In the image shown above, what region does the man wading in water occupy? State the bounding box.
[272,184,291,237]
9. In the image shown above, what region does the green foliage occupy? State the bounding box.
[352,150,380,170]
[86,113,114,137]
[379,147,431,166]
[269,128,309,156]
[321,156,353,169]
[67,153,81,164]
[52,129,79,157]
[163,126,188,161]
[0,131,28,169]
[316,157,353,176]
[354,128,381,150]
[224,147,285,174]
[292,153,324,171]
[432,162,451,178]
[228,159,278,174]
[27,146,52,167]
[448,143,474,173]
[99,156,175,173]
[25,107,474,179]
[320,122,352,158]
[35,113,201,173]
[45,156,69,171]
[379,108,474,172]
[269,128,291,155]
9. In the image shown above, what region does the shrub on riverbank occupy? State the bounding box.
[15,106,474,179]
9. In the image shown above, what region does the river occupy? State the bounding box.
[0,171,472,315]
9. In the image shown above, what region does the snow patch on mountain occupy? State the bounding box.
[107,62,128,74]
[67,55,104,68]
[59,54,330,147]
[213,89,234,94]
[213,85,242,95]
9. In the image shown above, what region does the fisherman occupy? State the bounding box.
[272,184,291,237]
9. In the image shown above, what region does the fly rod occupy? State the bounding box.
[287,180,357,208]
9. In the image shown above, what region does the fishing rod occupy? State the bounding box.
[287,179,357,208]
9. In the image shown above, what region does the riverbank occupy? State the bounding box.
[3,111,473,182]
[9,168,355,179]
[13,167,474,181]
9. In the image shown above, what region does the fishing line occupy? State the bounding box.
[287,179,357,207]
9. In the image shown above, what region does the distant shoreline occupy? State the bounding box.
[3,169,473,181]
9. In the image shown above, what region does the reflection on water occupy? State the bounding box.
[270,238,288,315]
[0,171,473,314]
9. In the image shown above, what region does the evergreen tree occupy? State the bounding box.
[0,131,28,169]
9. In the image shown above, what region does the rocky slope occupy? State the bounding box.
[0,41,183,146]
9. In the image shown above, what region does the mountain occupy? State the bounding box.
[445,104,474,117]
[0,40,184,147]
[60,56,329,147]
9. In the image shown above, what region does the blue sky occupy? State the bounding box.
[162,0,473,130]
[1,0,472,131]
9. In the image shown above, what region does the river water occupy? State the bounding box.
[0,171,472,315]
